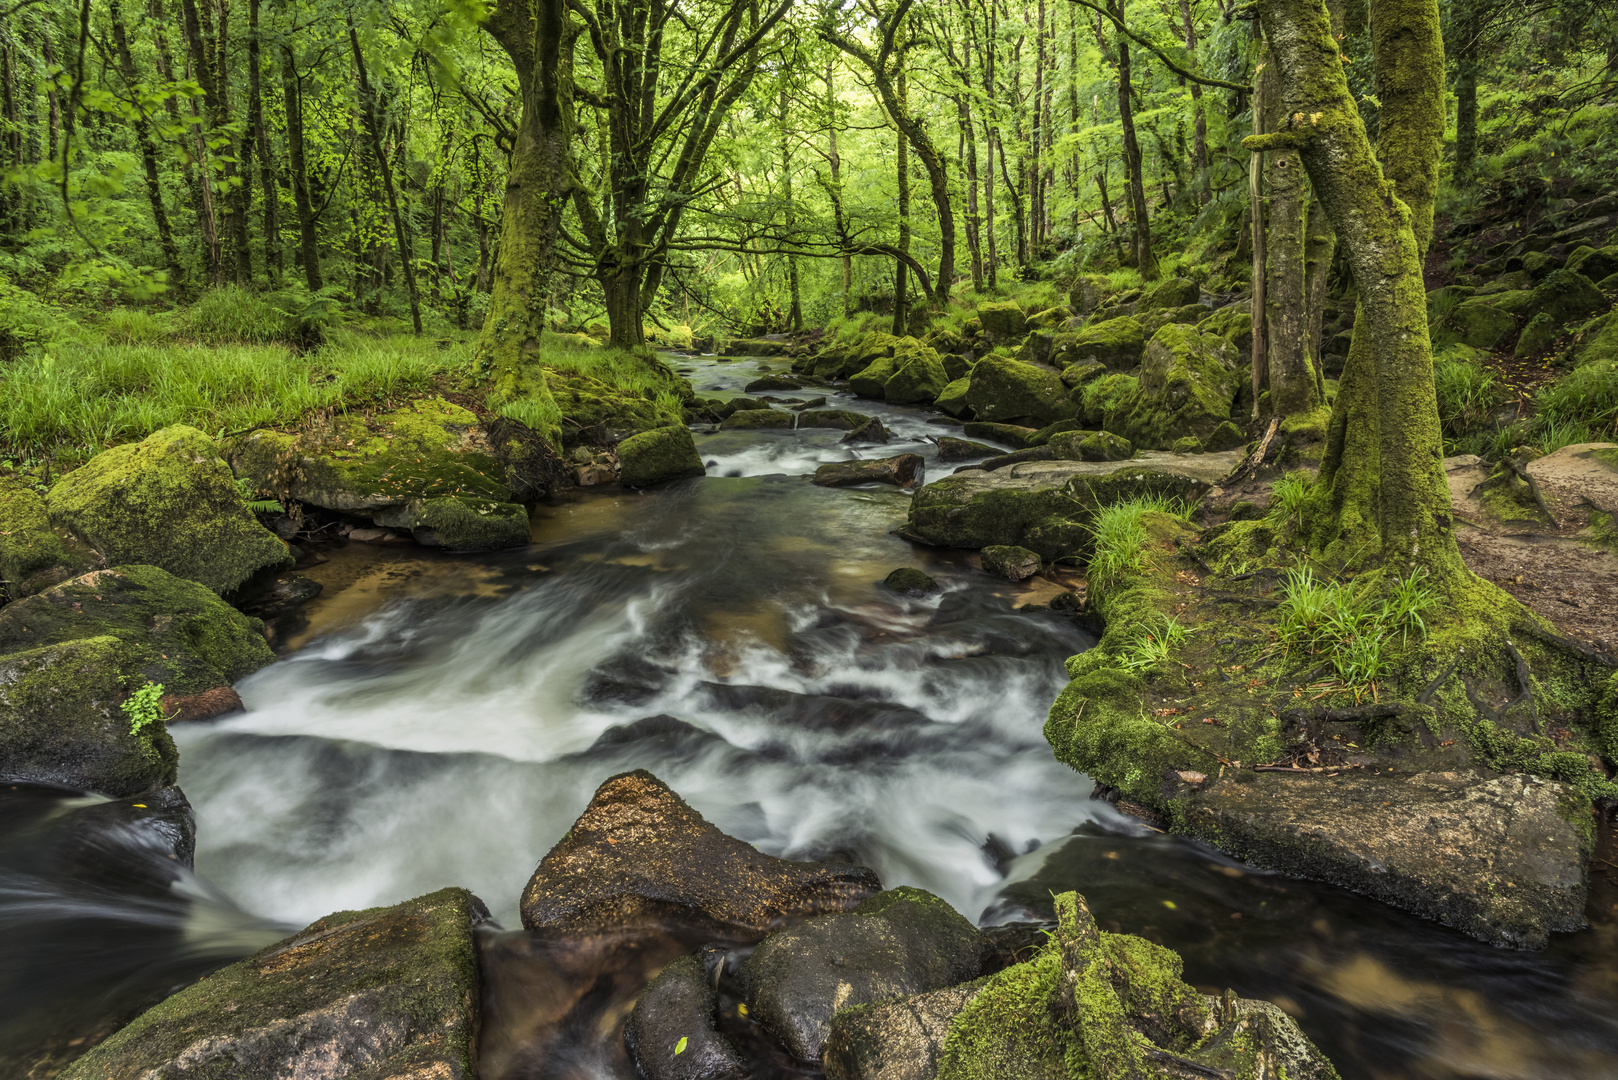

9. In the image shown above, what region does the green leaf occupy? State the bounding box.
[674,1037,688,1055]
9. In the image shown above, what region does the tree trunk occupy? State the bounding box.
[825,64,852,318]
[1261,41,1318,417]
[476,0,571,431]
[1112,0,1159,279]
[893,48,910,335]
[281,47,321,290]
[179,0,225,283]
[349,19,421,334]
[1250,41,1268,408]
[958,93,985,293]
[151,0,207,289]
[248,0,281,285]
[1257,0,1456,578]
[110,0,185,286]
[779,87,801,333]
[1030,0,1046,261]
[1453,0,1478,177]
[1178,0,1209,204]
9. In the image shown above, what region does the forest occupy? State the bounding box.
[2,0,1618,1075]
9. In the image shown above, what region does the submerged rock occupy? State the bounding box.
[742,887,987,1061]
[884,568,940,596]
[798,409,874,431]
[980,545,1040,582]
[520,770,880,935]
[841,418,892,445]
[619,426,708,487]
[61,887,487,1080]
[48,425,291,595]
[813,455,923,489]
[821,981,984,1080]
[626,955,748,1080]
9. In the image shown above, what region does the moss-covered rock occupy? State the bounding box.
[1068,316,1145,369]
[1076,372,1139,427]
[0,565,274,697]
[1521,250,1563,281]
[963,358,1079,426]
[1139,303,1215,340]
[1068,275,1111,314]
[618,426,707,487]
[1171,436,1204,454]
[1525,268,1606,327]
[546,366,687,445]
[961,422,1043,449]
[882,341,951,404]
[1566,245,1618,284]
[1059,359,1107,391]
[883,567,939,596]
[1104,324,1242,450]
[742,886,986,1061]
[61,887,486,1080]
[1437,298,1518,350]
[981,545,1041,581]
[936,378,973,418]
[1570,310,1618,367]
[1027,305,1070,329]
[975,301,1028,345]
[1137,276,1201,311]
[1051,430,1134,462]
[0,478,96,601]
[375,496,531,550]
[0,635,177,797]
[48,426,290,595]
[1516,312,1561,358]
[1196,306,1254,360]
[720,408,795,430]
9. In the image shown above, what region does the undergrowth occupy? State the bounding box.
[1086,495,1193,588]
[1273,567,1440,696]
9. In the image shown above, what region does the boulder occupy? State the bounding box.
[0,637,176,797]
[741,887,986,1061]
[813,455,924,489]
[850,340,949,405]
[963,358,1079,426]
[520,770,880,934]
[940,353,972,382]
[625,955,747,1080]
[1438,298,1518,351]
[910,891,1337,1080]
[1524,268,1606,326]
[935,378,972,418]
[1515,312,1560,358]
[980,545,1040,581]
[1067,317,1145,368]
[1137,276,1201,310]
[1068,276,1111,314]
[0,477,96,601]
[49,425,290,595]
[798,409,875,431]
[372,495,531,550]
[842,418,892,445]
[821,982,984,1080]
[903,453,1238,554]
[1027,305,1070,329]
[936,438,998,462]
[1184,769,1589,949]
[883,568,940,596]
[1521,250,1563,281]
[0,565,274,700]
[61,888,487,1080]
[720,409,795,430]
[228,397,512,520]
[1050,430,1133,462]
[962,423,1044,450]
[1522,442,1618,531]
[975,302,1027,345]
[1059,360,1107,390]
[1104,324,1243,450]
[1566,245,1618,283]
[619,427,707,486]
[1075,373,1138,428]
[745,375,803,393]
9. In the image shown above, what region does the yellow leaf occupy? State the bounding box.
[738,1003,749,1016]
[675,1037,689,1055]
[1163,900,1178,910]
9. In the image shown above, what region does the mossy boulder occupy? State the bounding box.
[884,567,939,596]
[61,887,486,1079]
[1432,297,1517,351]
[720,408,795,430]
[975,301,1028,345]
[545,366,687,445]
[1104,324,1242,450]
[1068,316,1145,368]
[1076,372,1139,428]
[962,422,1044,449]
[1137,276,1201,311]
[1068,275,1111,314]
[936,377,973,418]
[881,342,951,404]
[1059,359,1107,391]
[1570,310,1618,367]
[798,409,875,431]
[1566,245,1618,284]
[1171,436,1204,454]
[1139,303,1215,340]
[229,397,511,522]
[981,545,1041,581]
[618,426,707,487]
[1515,312,1561,358]
[0,478,96,601]
[374,495,531,550]
[963,357,1080,426]
[1027,305,1070,329]
[1196,306,1254,360]
[741,886,985,1061]
[1521,250,1563,280]
[0,636,177,797]
[1524,268,1606,326]
[1050,430,1133,462]
[48,426,290,595]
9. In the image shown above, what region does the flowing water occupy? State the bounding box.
[5,351,1618,1078]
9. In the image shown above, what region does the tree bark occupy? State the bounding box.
[248,0,281,285]
[1261,40,1318,417]
[1452,0,1478,176]
[893,43,910,335]
[1256,0,1456,578]
[111,0,185,286]
[281,47,321,290]
[1177,0,1210,204]
[1112,0,1159,278]
[349,18,421,334]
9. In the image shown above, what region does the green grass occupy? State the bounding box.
[1117,615,1187,673]
[1265,471,1313,534]
[1086,495,1193,587]
[0,331,469,461]
[1276,566,1439,695]
[1434,359,1504,442]
[1536,359,1618,443]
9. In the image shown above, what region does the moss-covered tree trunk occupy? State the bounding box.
[1112,0,1160,280]
[476,0,570,433]
[1256,0,1458,579]
[1260,42,1320,417]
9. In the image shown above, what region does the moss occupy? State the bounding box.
[935,937,1068,1080]
[617,426,706,487]
[544,367,683,446]
[1434,297,1517,350]
[1078,373,1139,427]
[0,635,178,797]
[965,357,1081,426]
[0,477,95,601]
[1105,324,1242,450]
[1059,360,1108,390]
[976,301,1028,344]
[936,377,972,417]
[47,425,291,595]
[1280,406,1332,443]
[409,496,531,551]
[0,564,275,694]
[1069,317,1146,368]
[719,408,794,430]
[1197,306,1254,356]
[1525,269,1605,327]
[1137,277,1201,311]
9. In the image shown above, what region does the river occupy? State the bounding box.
[3,350,1618,1078]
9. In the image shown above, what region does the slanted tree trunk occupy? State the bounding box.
[475,0,570,426]
[349,18,421,334]
[1257,0,1455,578]
[1111,0,1159,278]
[110,0,185,286]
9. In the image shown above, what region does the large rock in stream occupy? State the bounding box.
[520,769,881,934]
[61,887,488,1080]
[903,451,1242,555]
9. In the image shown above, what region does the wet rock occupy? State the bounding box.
[0,477,97,602]
[49,425,291,595]
[619,427,708,487]
[798,409,873,431]
[626,955,748,1080]
[903,452,1240,554]
[158,684,245,724]
[0,565,275,699]
[813,455,924,489]
[719,409,795,430]
[745,375,803,393]
[741,887,987,1061]
[977,446,1054,472]
[961,422,1043,449]
[884,568,940,596]
[60,887,487,1080]
[980,545,1040,581]
[1184,769,1588,948]
[963,358,1079,427]
[792,396,830,410]
[520,770,880,934]
[376,495,532,550]
[583,715,727,761]
[822,981,985,1080]
[694,683,933,734]
[935,438,998,462]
